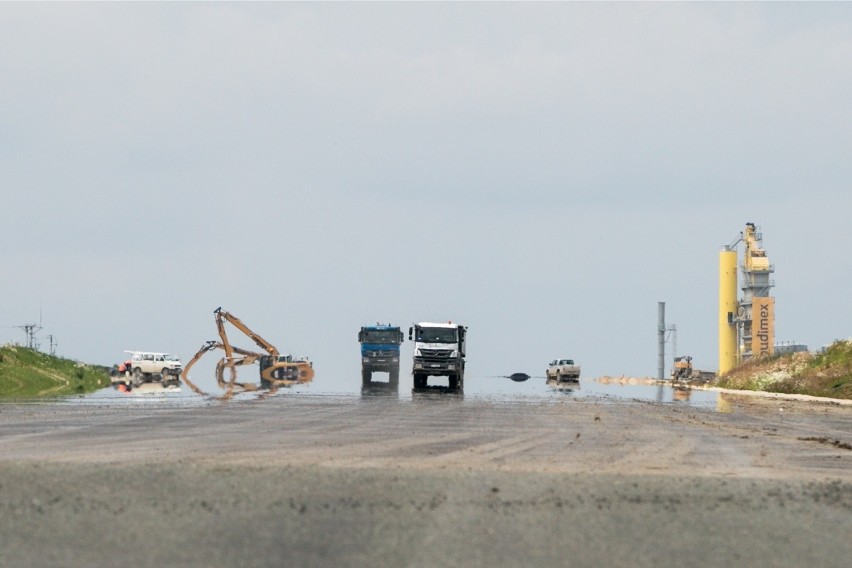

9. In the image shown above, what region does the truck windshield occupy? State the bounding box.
[417,327,457,343]
[363,330,401,344]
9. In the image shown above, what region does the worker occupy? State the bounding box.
[118,361,127,374]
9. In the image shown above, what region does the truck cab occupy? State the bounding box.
[409,322,467,390]
[358,324,404,386]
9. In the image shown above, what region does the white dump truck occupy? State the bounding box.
[409,322,467,390]
[546,358,581,382]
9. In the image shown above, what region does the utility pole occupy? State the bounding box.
[657,303,678,381]
[48,334,57,356]
[669,323,677,362]
[657,302,666,381]
[16,323,42,350]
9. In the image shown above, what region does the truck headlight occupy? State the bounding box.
[414,363,423,369]
[448,364,456,370]
[392,357,399,363]
[362,357,369,363]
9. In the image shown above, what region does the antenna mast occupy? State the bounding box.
[16,323,43,349]
[15,309,45,350]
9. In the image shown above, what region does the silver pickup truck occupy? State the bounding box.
[546,359,581,381]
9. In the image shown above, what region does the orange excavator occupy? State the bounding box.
[181,307,314,392]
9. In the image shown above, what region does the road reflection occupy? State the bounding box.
[178,364,313,402]
[672,386,692,402]
[64,369,723,410]
[113,382,182,395]
[546,378,579,395]
[361,382,399,398]
[411,385,464,400]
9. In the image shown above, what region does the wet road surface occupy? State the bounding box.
[0,379,850,567]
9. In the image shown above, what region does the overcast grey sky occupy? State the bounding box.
[2,2,851,390]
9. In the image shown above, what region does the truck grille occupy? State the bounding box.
[419,349,453,358]
[367,350,396,357]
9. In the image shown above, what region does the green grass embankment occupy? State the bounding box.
[0,345,110,398]
[716,339,852,400]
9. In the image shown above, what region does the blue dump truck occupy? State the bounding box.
[358,324,404,386]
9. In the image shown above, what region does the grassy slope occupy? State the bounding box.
[715,339,852,400]
[0,345,110,398]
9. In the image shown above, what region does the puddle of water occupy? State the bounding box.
[5,373,721,411]
[51,385,206,408]
[450,375,720,409]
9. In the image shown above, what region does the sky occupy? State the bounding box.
[2,2,851,391]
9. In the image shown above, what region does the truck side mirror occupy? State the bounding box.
[399,331,404,343]
[408,327,413,340]
[357,331,363,342]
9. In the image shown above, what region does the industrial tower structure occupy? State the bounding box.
[718,223,775,375]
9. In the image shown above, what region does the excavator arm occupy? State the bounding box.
[181,341,219,383]
[214,307,280,357]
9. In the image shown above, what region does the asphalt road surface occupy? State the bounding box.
[1,384,850,567]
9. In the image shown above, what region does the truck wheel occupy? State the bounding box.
[449,374,459,390]
[362,369,372,385]
[413,374,425,389]
[389,368,399,387]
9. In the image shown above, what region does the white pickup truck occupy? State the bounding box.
[546,359,581,382]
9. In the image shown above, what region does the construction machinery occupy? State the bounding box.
[409,321,467,390]
[180,307,314,392]
[671,356,695,380]
[670,355,715,383]
[358,324,404,386]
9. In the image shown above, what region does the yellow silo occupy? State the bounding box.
[718,249,738,375]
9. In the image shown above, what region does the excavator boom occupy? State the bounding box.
[215,307,280,358]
